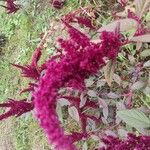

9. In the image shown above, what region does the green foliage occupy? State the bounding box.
[117,109,150,130]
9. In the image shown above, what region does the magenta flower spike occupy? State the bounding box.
[6,0,19,14]
[0,99,34,120]
[11,64,40,80]
[33,21,122,149]
[99,134,150,149]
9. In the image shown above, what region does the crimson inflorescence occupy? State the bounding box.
[33,21,121,150]
[1,0,65,14]
[0,99,33,120]
[99,133,150,150]
[2,0,20,14]
[51,0,65,9]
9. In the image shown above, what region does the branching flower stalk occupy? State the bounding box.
[33,21,122,150]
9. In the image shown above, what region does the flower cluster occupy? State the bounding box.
[0,47,42,120]
[0,99,33,120]
[33,22,121,150]
[1,0,20,14]
[51,0,65,9]
[1,0,65,14]
[99,133,150,150]
[118,0,127,7]
[75,16,96,29]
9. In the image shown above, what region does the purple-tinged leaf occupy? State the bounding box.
[58,98,71,106]
[96,79,106,88]
[116,101,126,111]
[68,106,80,122]
[105,130,117,137]
[98,19,138,33]
[86,118,96,132]
[116,116,122,125]
[128,55,136,65]
[137,128,150,135]
[85,77,94,87]
[113,74,122,85]
[87,90,97,98]
[138,106,150,114]
[101,116,108,124]
[98,98,108,108]
[79,93,87,108]
[118,128,128,137]
[107,92,121,99]
[103,107,109,120]
[131,81,146,90]
[136,42,142,51]
[131,34,150,42]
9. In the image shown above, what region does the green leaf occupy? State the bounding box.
[117,109,150,129]
[58,98,70,107]
[87,90,97,97]
[145,12,150,21]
